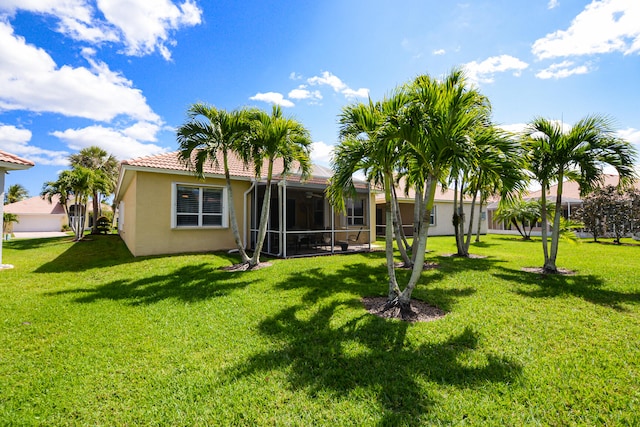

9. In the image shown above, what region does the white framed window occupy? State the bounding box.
[346,197,366,226]
[429,206,436,226]
[172,183,228,228]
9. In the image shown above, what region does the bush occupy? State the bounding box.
[95,216,112,234]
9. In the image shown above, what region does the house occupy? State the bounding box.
[1,149,34,269]
[114,151,376,257]
[374,177,488,237]
[3,195,67,232]
[487,174,640,233]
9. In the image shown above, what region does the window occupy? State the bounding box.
[429,206,436,226]
[347,198,366,226]
[173,184,227,228]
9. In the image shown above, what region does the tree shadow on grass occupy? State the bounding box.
[221,258,518,425]
[33,234,243,273]
[47,263,257,305]
[493,266,640,311]
[227,299,521,425]
[4,235,75,251]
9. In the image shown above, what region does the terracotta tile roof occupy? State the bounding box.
[526,174,639,200]
[121,150,368,188]
[4,195,65,215]
[0,150,34,168]
[123,150,271,179]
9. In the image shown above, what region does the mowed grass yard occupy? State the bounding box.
[1,234,639,426]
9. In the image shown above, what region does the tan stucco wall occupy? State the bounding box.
[120,171,251,257]
[119,173,137,255]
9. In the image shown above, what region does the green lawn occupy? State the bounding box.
[1,234,638,426]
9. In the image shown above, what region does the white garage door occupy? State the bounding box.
[12,215,64,232]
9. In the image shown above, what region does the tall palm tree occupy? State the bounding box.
[455,126,528,255]
[5,184,29,204]
[246,105,312,269]
[330,69,489,318]
[524,115,637,273]
[393,68,489,310]
[328,91,410,300]
[177,103,253,265]
[69,146,118,234]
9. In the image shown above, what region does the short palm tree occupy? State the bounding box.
[177,103,253,265]
[5,184,29,204]
[524,115,637,273]
[245,105,312,269]
[69,146,118,234]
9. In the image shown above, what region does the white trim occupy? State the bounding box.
[171,182,229,229]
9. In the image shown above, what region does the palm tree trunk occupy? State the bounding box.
[396,175,437,317]
[539,182,550,268]
[250,161,274,268]
[546,177,564,273]
[382,174,401,301]
[391,185,411,253]
[475,192,486,243]
[90,191,100,234]
[411,188,422,260]
[224,152,250,264]
[464,187,478,252]
[391,187,412,267]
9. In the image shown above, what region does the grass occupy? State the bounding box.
[0,234,639,426]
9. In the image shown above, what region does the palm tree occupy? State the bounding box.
[246,105,313,269]
[176,103,252,265]
[5,184,29,204]
[328,91,410,301]
[3,212,18,235]
[69,146,118,234]
[455,126,528,254]
[41,172,74,232]
[330,69,489,318]
[524,115,637,273]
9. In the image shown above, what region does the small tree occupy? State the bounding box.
[5,184,29,204]
[495,199,545,240]
[3,212,18,236]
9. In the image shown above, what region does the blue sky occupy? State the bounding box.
[1,0,639,197]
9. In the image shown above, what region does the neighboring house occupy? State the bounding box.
[114,151,376,257]
[374,177,488,237]
[1,149,34,269]
[4,195,67,232]
[487,174,640,233]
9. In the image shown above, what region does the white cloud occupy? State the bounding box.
[97,0,202,60]
[497,123,527,135]
[307,71,370,100]
[341,88,369,99]
[288,86,322,101]
[0,124,69,165]
[535,60,591,79]
[548,0,560,10]
[464,55,529,84]
[0,22,160,123]
[289,72,303,80]
[433,48,446,55]
[310,141,334,165]
[307,71,348,92]
[617,127,640,145]
[0,0,202,60]
[52,123,170,160]
[249,92,295,108]
[532,0,640,59]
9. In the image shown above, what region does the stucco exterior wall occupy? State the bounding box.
[120,171,251,257]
